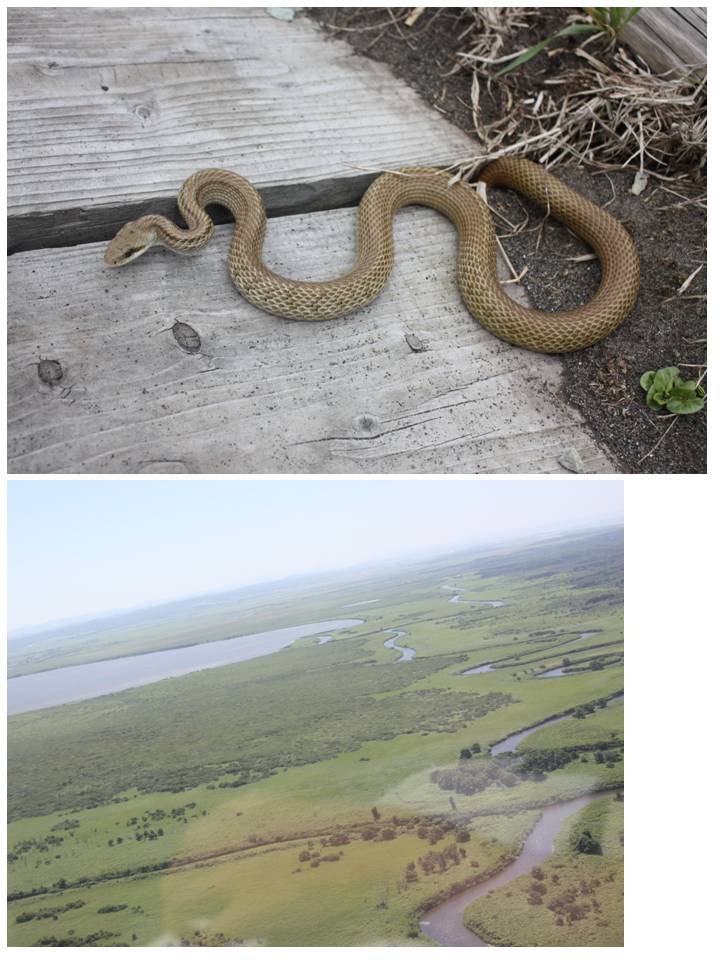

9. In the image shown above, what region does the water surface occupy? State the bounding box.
[383,629,416,662]
[7,619,363,715]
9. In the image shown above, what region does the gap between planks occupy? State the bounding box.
[8,172,381,255]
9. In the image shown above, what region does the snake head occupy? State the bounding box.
[104,220,157,267]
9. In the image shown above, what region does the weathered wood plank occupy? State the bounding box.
[7,207,615,475]
[621,7,706,75]
[7,7,475,251]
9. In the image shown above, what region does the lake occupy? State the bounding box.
[7,619,363,715]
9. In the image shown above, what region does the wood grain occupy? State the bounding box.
[8,206,615,475]
[621,7,706,76]
[7,7,474,251]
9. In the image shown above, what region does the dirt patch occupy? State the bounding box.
[306,7,707,473]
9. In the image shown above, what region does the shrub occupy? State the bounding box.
[574,830,602,855]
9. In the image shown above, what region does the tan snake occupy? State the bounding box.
[104,158,640,354]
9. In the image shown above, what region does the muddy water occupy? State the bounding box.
[7,619,364,715]
[420,792,612,946]
[383,629,416,662]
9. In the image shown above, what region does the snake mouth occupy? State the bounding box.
[104,245,149,267]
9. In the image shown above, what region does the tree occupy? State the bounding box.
[371,806,381,822]
[470,743,481,754]
[459,749,473,761]
[449,796,456,811]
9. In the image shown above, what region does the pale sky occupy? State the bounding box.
[7,478,622,632]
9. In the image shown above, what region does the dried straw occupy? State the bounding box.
[448,9,706,198]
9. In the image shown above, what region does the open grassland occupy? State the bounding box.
[7,527,623,947]
[464,797,623,946]
[8,809,545,947]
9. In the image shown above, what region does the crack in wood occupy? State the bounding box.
[8,173,379,254]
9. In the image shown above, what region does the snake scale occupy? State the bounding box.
[105,158,640,354]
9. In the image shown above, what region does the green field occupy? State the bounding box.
[7,527,623,947]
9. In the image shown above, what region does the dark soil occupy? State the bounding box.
[306,7,707,474]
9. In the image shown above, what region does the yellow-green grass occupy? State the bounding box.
[8,817,537,947]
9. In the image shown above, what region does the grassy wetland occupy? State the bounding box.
[7,526,623,947]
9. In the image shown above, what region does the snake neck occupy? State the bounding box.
[149,169,267,255]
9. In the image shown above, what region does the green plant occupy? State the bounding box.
[640,368,706,415]
[585,7,641,39]
[496,8,640,77]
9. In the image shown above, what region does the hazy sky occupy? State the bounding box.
[7,478,622,631]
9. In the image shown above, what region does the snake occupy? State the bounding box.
[104,158,640,354]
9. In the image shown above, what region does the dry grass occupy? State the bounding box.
[446,8,706,199]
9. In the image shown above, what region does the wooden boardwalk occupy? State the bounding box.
[622,7,706,76]
[7,7,615,474]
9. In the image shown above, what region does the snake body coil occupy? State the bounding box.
[105,159,640,354]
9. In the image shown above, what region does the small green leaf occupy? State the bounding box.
[645,395,665,411]
[666,394,706,415]
[653,367,680,391]
[671,380,699,397]
[639,371,656,390]
[646,383,669,405]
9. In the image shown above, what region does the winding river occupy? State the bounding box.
[7,619,364,716]
[444,584,505,609]
[535,631,602,677]
[420,791,613,946]
[420,695,623,944]
[383,629,416,662]
[462,630,601,678]
[490,694,623,756]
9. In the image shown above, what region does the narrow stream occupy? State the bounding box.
[491,694,623,756]
[444,584,505,608]
[462,662,496,675]
[461,630,600,678]
[383,629,416,662]
[420,791,613,946]
[535,631,602,677]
